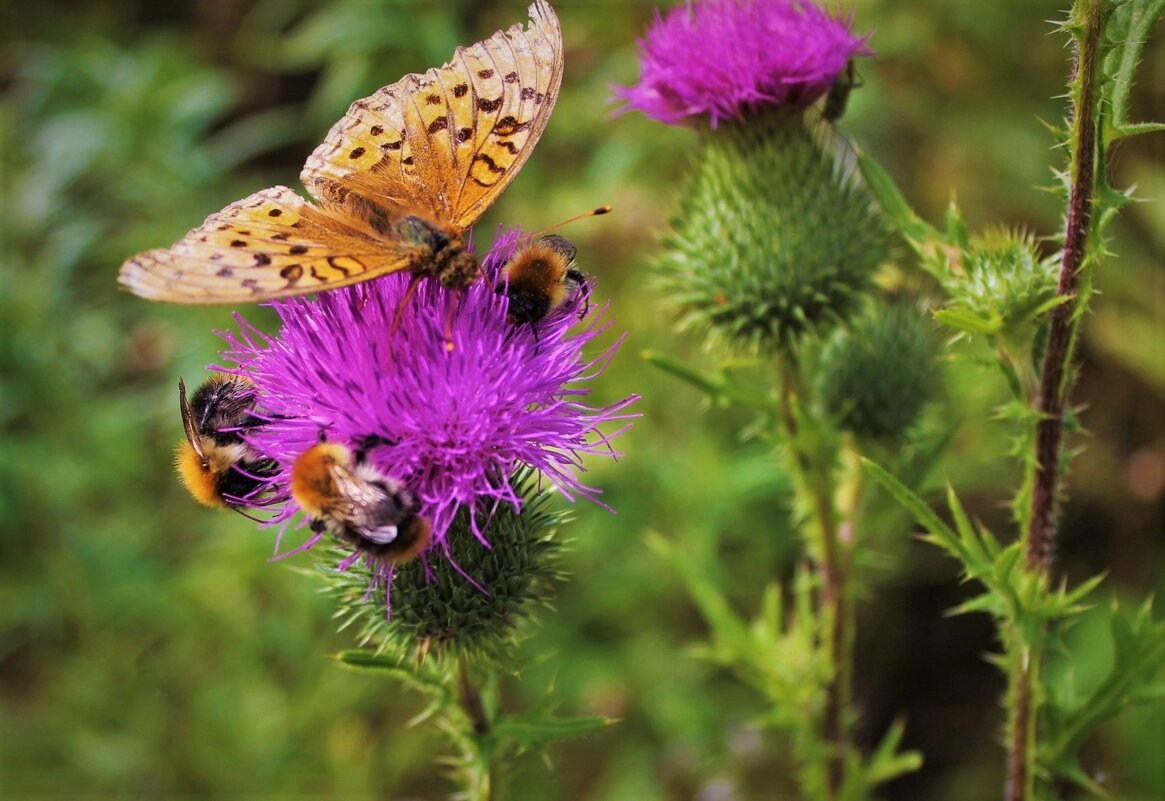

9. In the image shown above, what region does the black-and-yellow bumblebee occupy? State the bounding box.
[176,374,277,509]
[290,440,431,564]
[498,233,589,327]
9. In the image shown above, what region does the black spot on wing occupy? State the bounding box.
[473,153,506,175]
[493,115,531,136]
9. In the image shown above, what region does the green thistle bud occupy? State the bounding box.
[934,228,1059,339]
[319,470,566,664]
[815,301,938,442]
[659,111,889,353]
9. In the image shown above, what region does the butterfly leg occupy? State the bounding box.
[387,273,425,346]
[442,290,462,352]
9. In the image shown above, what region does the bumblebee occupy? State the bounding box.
[498,233,589,327]
[176,374,277,509]
[290,440,431,564]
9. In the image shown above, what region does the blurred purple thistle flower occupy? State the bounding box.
[214,226,637,587]
[615,0,871,127]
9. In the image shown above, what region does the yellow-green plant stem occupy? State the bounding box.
[777,348,850,798]
[456,657,494,801]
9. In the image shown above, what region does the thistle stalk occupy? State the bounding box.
[778,349,849,796]
[1009,2,1104,799]
[457,658,494,801]
[1025,0,1103,574]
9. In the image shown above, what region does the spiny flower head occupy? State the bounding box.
[616,0,871,127]
[213,227,636,587]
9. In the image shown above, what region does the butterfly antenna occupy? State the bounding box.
[524,205,612,242]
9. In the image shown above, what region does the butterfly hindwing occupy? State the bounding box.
[118,186,425,303]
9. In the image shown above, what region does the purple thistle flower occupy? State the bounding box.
[213,226,637,588]
[615,0,871,128]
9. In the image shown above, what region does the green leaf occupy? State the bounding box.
[863,719,924,787]
[1044,598,1165,785]
[855,148,940,244]
[1102,0,1165,139]
[642,349,727,396]
[492,711,614,754]
[333,649,450,698]
[641,350,776,411]
[646,531,754,660]
[932,307,1002,335]
[861,459,962,557]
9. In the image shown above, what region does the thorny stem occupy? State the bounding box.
[1006,646,1038,801]
[777,349,848,798]
[1009,4,1104,801]
[1026,0,1103,574]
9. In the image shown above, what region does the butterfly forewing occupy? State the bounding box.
[299,0,562,230]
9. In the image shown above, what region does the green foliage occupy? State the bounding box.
[650,531,922,799]
[1100,0,1165,141]
[334,648,613,801]
[658,111,889,353]
[1042,599,1165,795]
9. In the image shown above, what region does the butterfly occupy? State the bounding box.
[119,0,562,304]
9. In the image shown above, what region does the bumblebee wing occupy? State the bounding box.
[177,378,207,465]
[329,462,403,544]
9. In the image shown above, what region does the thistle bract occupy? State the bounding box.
[815,301,938,442]
[659,112,889,352]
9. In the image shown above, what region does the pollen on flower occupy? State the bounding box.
[615,0,871,127]
[212,226,637,598]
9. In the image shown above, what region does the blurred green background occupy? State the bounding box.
[2,1,1161,799]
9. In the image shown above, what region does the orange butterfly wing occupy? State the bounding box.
[299,0,563,230]
[119,186,427,303]
[118,1,563,305]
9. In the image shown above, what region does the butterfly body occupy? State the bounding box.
[119,1,562,304]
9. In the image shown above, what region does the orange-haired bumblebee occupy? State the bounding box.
[290,440,431,564]
[176,374,276,509]
[498,234,589,327]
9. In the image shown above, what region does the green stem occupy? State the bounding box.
[777,349,848,798]
[457,658,493,801]
[1005,644,1040,801]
